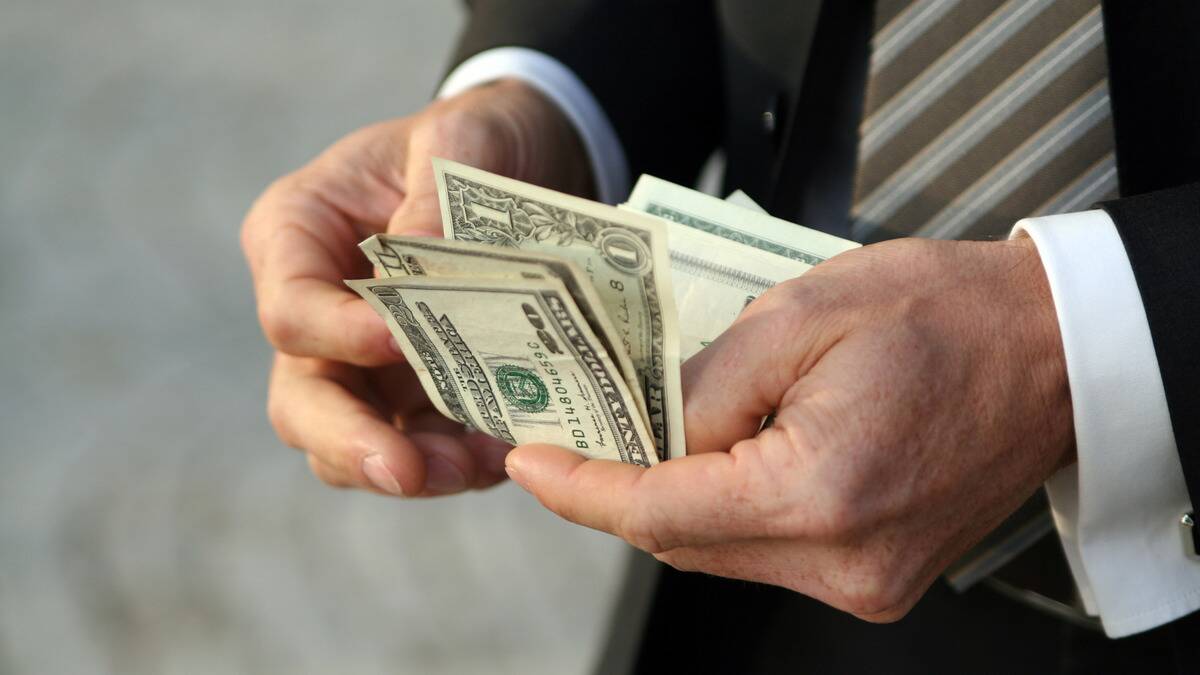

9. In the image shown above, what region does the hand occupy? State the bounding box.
[503,236,1074,620]
[241,79,594,496]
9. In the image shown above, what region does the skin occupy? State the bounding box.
[505,236,1075,621]
[244,79,1076,621]
[241,79,594,496]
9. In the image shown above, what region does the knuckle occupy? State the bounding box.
[267,386,297,444]
[258,299,300,352]
[267,393,298,449]
[842,571,912,621]
[414,105,513,162]
[329,430,376,477]
[307,454,349,489]
[752,278,813,315]
[264,172,299,197]
[241,174,296,257]
[617,513,668,555]
[735,282,815,348]
[810,482,870,542]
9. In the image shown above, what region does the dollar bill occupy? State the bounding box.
[626,175,859,266]
[623,176,861,360]
[655,224,816,360]
[434,159,684,462]
[724,189,767,213]
[346,275,658,467]
[357,234,650,430]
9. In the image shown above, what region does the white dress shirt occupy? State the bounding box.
[1015,213,1197,636]
[440,47,1198,637]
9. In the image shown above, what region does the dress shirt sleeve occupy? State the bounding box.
[1013,210,1199,637]
[439,47,629,204]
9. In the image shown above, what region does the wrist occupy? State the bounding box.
[1002,236,1076,469]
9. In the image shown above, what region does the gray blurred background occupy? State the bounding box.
[0,2,629,673]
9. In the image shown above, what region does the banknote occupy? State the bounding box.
[357,234,650,429]
[623,177,861,360]
[346,275,658,467]
[654,223,815,359]
[724,189,767,213]
[434,159,684,462]
[626,175,860,266]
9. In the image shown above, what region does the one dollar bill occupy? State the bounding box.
[357,234,650,431]
[623,176,860,360]
[627,175,859,266]
[434,159,685,462]
[346,275,658,467]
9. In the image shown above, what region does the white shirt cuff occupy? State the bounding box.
[1014,210,1197,637]
[438,47,630,205]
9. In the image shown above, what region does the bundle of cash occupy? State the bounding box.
[346,159,858,467]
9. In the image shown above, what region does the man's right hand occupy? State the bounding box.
[241,79,594,497]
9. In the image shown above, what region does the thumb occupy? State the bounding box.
[386,149,449,238]
[387,101,522,238]
[682,285,839,454]
[505,442,769,551]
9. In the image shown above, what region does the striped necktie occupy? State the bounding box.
[850,0,1117,242]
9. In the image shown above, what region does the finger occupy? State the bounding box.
[386,166,443,238]
[404,417,509,490]
[306,452,355,489]
[397,410,503,491]
[385,118,457,237]
[403,408,471,435]
[243,129,411,366]
[463,431,513,478]
[375,364,508,491]
[682,281,845,454]
[505,442,772,553]
[269,354,425,495]
[386,104,516,237]
[403,406,512,476]
[255,219,401,366]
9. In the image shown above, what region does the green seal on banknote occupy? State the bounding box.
[495,365,550,413]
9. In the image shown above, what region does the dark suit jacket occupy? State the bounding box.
[453,1,1200,672]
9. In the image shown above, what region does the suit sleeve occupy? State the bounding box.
[1102,183,1200,546]
[452,0,724,186]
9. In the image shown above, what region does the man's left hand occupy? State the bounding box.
[504,236,1075,622]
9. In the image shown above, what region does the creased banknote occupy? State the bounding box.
[434,159,684,461]
[346,275,657,467]
[724,189,767,213]
[627,175,859,266]
[358,234,650,430]
[623,176,860,359]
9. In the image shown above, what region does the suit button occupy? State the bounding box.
[762,92,784,139]
[762,110,777,134]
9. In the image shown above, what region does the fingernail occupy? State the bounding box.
[505,463,529,492]
[425,456,466,493]
[362,455,405,496]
